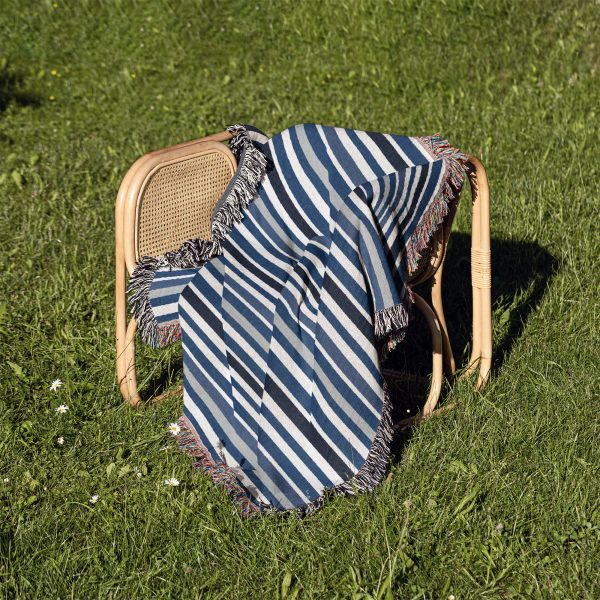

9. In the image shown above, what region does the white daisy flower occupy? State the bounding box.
[167,422,181,436]
[50,379,63,392]
[164,477,180,487]
[89,494,99,504]
[133,467,143,478]
[2,478,9,483]
[57,436,64,445]
[55,404,69,414]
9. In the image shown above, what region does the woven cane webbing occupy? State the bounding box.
[137,152,234,258]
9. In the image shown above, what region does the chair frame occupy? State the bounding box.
[115,131,491,417]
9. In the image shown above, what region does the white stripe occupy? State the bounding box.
[255,178,306,255]
[409,136,435,162]
[222,243,280,304]
[268,136,317,247]
[179,294,232,389]
[256,442,313,505]
[385,134,417,166]
[355,130,398,174]
[225,280,273,331]
[335,128,378,181]
[229,217,295,275]
[269,337,314,400]
[311,381,371,458]
[153,301,179,318]
[282,129,330,217]
[154,271,197,281]
[258,391,343,488]
[316,125,354,187]
[317,296,382,407]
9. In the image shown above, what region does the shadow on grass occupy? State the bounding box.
[385,233,557,454]
[139,353,184,403]
[441,232,557,372]
[0,69,40,113]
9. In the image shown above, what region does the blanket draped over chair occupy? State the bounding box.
[128,123,466,516]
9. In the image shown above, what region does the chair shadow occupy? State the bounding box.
[141,355,184,402]
[0,69,40,113]
[440,232,557,373]
[386,233,557,457]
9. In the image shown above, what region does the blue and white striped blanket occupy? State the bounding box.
[129,124,466,516]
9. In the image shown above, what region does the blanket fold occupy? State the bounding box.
[127,123,466,516]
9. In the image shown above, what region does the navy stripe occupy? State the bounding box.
[262,373,351,478]
[366,131,410,171]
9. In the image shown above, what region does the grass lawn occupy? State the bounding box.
[1,0,599,597]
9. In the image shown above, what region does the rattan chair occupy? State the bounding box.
[115,131,491,419]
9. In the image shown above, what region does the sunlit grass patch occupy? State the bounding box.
[0,0,598,597]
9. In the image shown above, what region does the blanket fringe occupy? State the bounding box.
[374,302,410,338]
[404,135,467,276]
[296,383,395,517]
[173,386,394,519]
[373,287,415,362]
[127,124,268,348]
[126,255,162,348]
[175,416,262,518]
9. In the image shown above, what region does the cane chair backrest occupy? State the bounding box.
[136,150,236,259]
[117,140,237,275]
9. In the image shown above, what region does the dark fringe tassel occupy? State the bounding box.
[379,330,407,363]
[373,287,415,362]
[127,124,268,348]
[374,301,410,339]
[127,256,162,347]
[211,124,269,243]
[404,135,467,276]
[175,416,261,518]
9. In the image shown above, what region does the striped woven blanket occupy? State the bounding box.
[129,124,466,516]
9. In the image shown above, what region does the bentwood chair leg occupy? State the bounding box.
[116,319,129,402]
[460,156,491,389]
[116,265,142,406]
[412,292,443,417]
[124,319,142,406]
[430,262,456,377]
[462,164,482,379]
[469,156,492,389]
[116,186,142,406]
